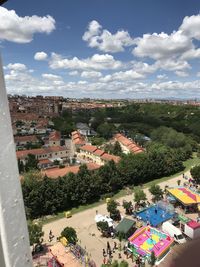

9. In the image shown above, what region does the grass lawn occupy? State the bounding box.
[41,155,200,225]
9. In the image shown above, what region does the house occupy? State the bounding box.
[16,146,68,165]
[79,145,121,165]
[48,131,61,146]
[114,133,144,154]
[71,130,86,150]
[14,135,39,148]
[76,122,97,136]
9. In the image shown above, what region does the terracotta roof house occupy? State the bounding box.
[114,133,144,155]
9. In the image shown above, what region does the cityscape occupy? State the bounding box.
[1,1,200,267]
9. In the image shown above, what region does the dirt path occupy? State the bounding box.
[43,171,191,266]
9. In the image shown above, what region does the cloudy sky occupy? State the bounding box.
[1,0,200,99]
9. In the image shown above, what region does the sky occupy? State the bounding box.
[1,0,200,99]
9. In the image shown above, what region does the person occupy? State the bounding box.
[114,241,117,249]
[182,173,185,179]
[107,241,110,254]
[103,248,106,257]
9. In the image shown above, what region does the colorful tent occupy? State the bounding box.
[167,187,200,205]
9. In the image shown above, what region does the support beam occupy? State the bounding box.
[0,56,32,267]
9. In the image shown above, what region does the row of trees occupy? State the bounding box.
[22,143,184,219]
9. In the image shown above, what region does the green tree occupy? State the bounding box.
[61,227,77,245]
[97,123,115,139]
[149,184,163,202]
[150,251,156,266]
[122,201,133,215]
[134,188,147,204]
[107,200,121,221]
[191,165,200,184]
[25,154,39,172]
[97,221,109,236]
[28,221,44,252]
[113,141,122,156]
[119,260,129,267]
[18,159,24,173]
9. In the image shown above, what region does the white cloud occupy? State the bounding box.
[42,73,62,80]
[5,62,200,98]
[34,52,48,61]
[68,71,79,76]
[132,14,200,65]
[157,74,168,80]
[49,53,122,70]
[180,14,200,40]
[81,71,102,79]
[0,7,55,43]
[5,63,27,71]
[100,69,144,82]
[155,59,191,71]
[175,71,189,77]
[197,72,200,77]
[83,20,134,52]
[133,31,191,60]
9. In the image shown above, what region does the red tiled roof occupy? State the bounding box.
[49,131,61,141]
[114,133,144,154]
[38,159,52,164]
[101,153,120,163]
[80,145,97,153]
[14,135,38,143]
[42,163,100,178]
[16,146,67,159]
[93,149,105,156]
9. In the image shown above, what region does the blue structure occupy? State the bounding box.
[136,205,174,227]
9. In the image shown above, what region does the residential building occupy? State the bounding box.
[71,130,86,150]
[79,144,120,165]
[114,133,144,154]
[14,135,39,149]
[48,131,61,146]
[16,146,68,165]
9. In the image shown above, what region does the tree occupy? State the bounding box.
[122,201,133,215]
[119,260,129,267]
[61,227,77,245]
[134,188,147,204]
[107,200,121,221]
[97,221,109,236]
[149,184,163,202]
[191,165,200,184]
[18,159,24,173]
[28,221,44,253]
[25,154,39,172]
[150,251,156,266]
[113,141,122,156]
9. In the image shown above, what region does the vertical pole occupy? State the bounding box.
[0,55,32,266]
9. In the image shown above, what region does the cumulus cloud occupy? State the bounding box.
[0,7,55,43]
[49,53,122,70]
[175,71,189,77]
[68,71,79,76]
[42,73,62,80]
[81,71,102,79]
[4,62,200,98]
[83,20,134,52]
[34,52,48,61]
[5,63,27,71]
[132,14,200,65]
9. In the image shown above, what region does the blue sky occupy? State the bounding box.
[1,0,200,99]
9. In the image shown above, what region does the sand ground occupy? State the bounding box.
[42,171,197,266]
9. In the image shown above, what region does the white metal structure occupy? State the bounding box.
[0,56,33,266]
